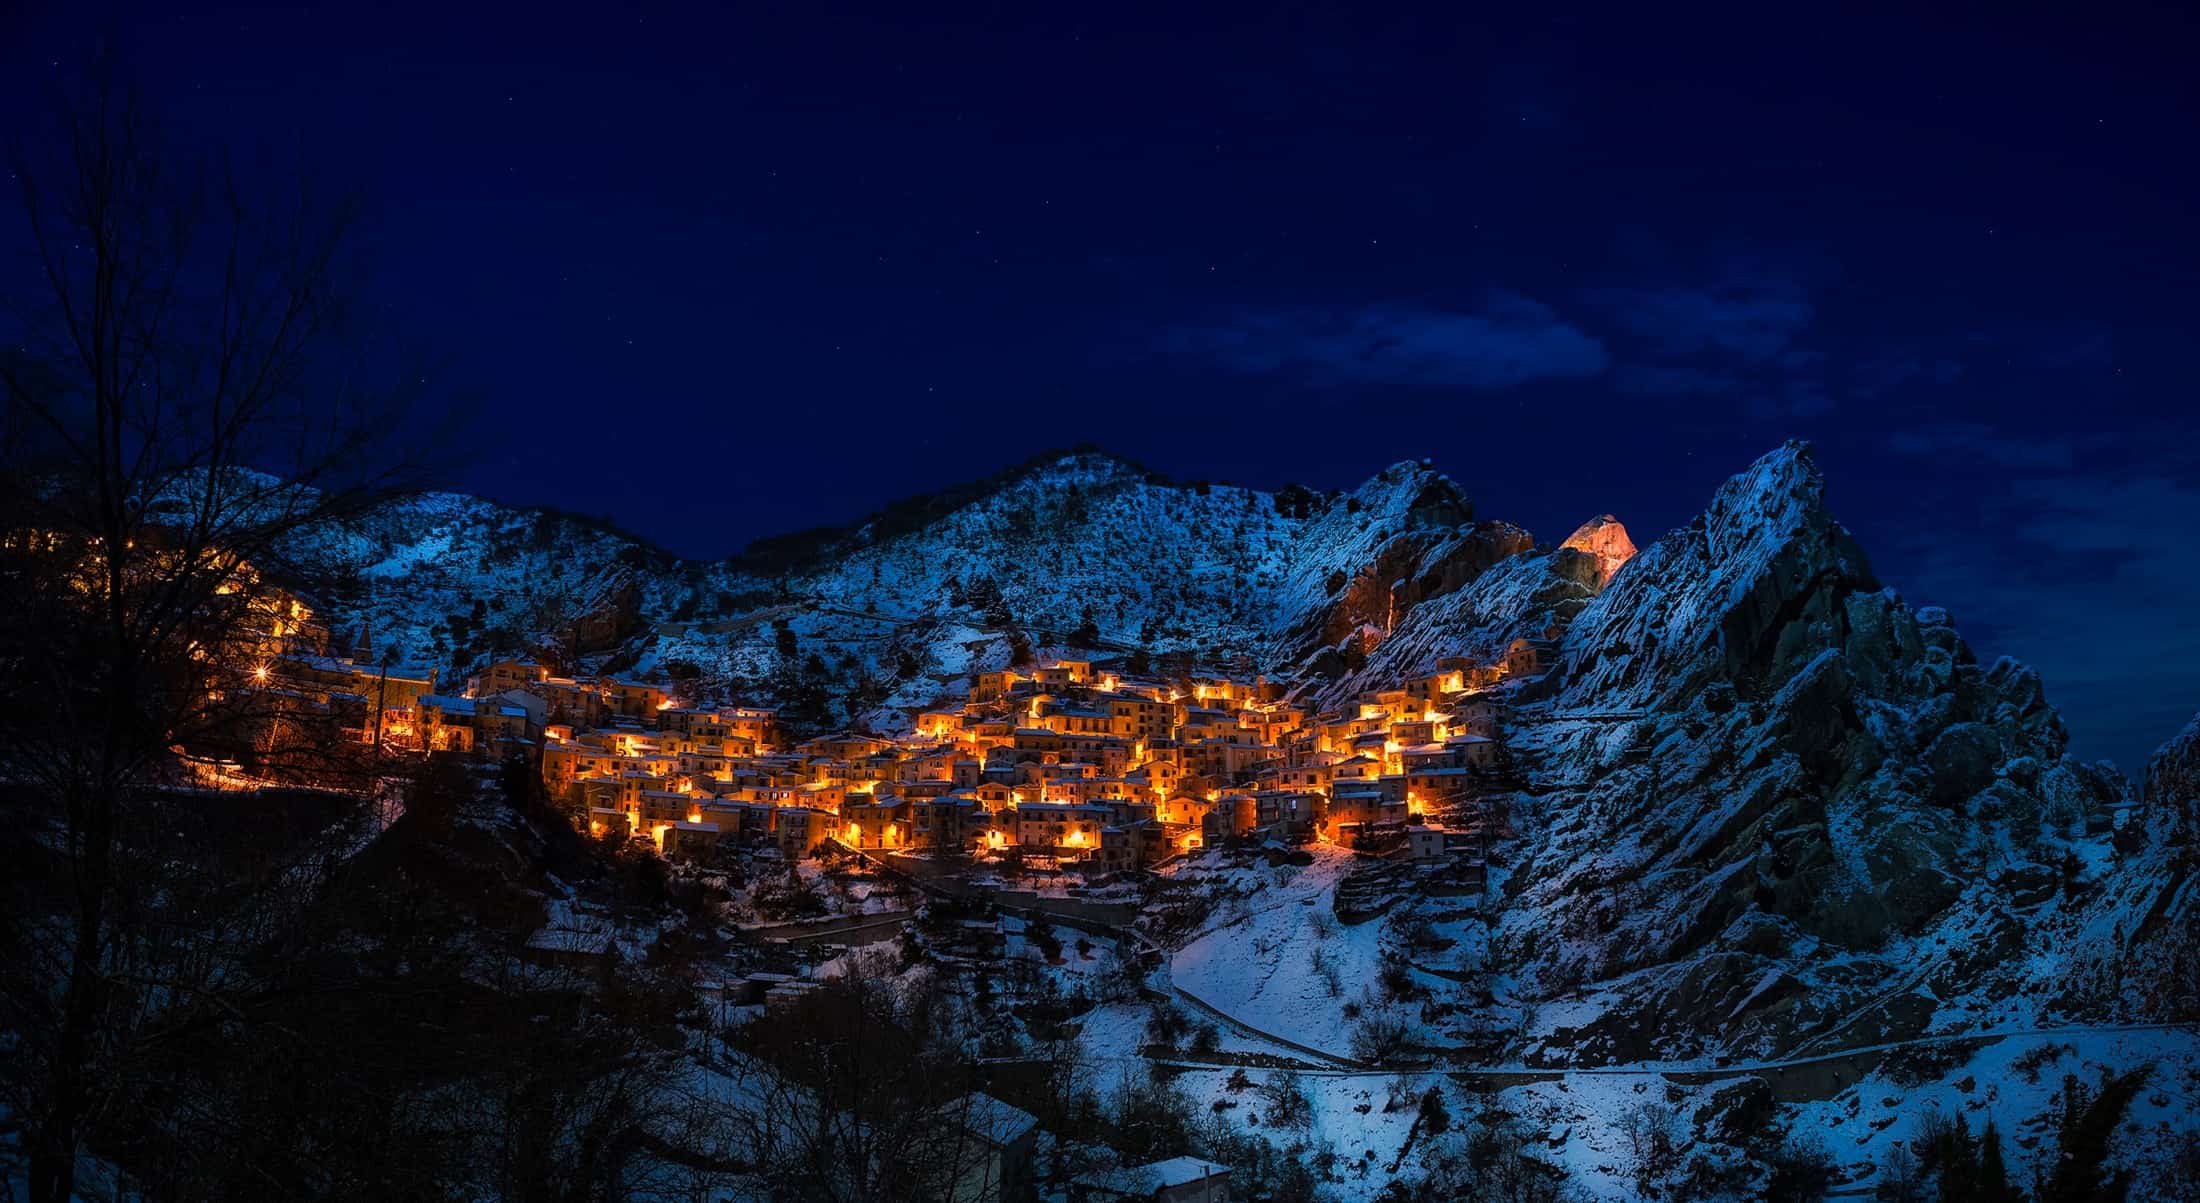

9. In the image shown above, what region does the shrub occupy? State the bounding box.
[1259,1068,1313,1130]
[1144,1001,1189,1047]
[1763,1127,1836,1201]
[1417,1085,1451,1136]
[1620,1101,1683,1195]
[1350,1011,1414,1063]
[2039,1067,2150,1203]
[1379,957,1420,1003]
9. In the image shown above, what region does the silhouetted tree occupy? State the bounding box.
[0,58,427,1203]
[2039,1068,2150,1203]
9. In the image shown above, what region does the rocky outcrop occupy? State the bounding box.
[1559,514,1637,587]
[1315,521,1535,654]
[1321,541,1599,700]
[1475,442,2134,1062]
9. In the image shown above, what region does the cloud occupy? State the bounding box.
[1594,276,1815,362]
[1888,466,2200,773]
[1590,263,1843,420]
[1611,363,1745,397]
[1853,354,1966,400]
[1745,377,1835,420]
[1853,356,1924,399]
[1169,294,1608,389]
[1887,422,2075,471]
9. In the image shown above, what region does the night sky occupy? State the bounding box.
[5,3,2196,773]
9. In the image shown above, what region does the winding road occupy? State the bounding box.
[833,848,2195,1095]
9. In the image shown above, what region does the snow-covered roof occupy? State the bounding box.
[950,1092,1038,1148]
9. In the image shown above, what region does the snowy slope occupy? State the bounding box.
[294,451,1532,727]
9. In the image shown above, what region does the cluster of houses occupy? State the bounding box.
[215,566,1553,880]
[514,643,1549,874]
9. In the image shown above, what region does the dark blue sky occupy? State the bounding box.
[5,2,2196,772]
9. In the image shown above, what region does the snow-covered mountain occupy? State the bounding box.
[1457,444,2155,1063]
[301,450,1534,722]
[259,442,2200,1196]
[288,444,2197,1053]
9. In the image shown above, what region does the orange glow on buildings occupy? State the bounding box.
[522,652,1501,871]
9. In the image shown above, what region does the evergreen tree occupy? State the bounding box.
[1977,1118,2024,1203]
[2039,1068,2149,1203]
[1920,1112,1981,1202]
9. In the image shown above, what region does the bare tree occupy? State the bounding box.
[717,961,1011,1202]
[0,57,426,1202]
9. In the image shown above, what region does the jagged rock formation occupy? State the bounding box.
[1559,514,1636,587]
[1488,443,2140,1062]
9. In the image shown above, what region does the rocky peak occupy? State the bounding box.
[1489,442,2144,1065]
[1702,440,1844,558]
[1563,441,1880,706]
[1559,514,1636,588]
[1348,460,1475,528]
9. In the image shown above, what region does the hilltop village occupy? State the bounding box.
[507,645,1542,877]
[225,579,1549,880]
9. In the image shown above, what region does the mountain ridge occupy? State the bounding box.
[253,440,2200,1190]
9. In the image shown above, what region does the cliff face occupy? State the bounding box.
[1474,443,2143,1062]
